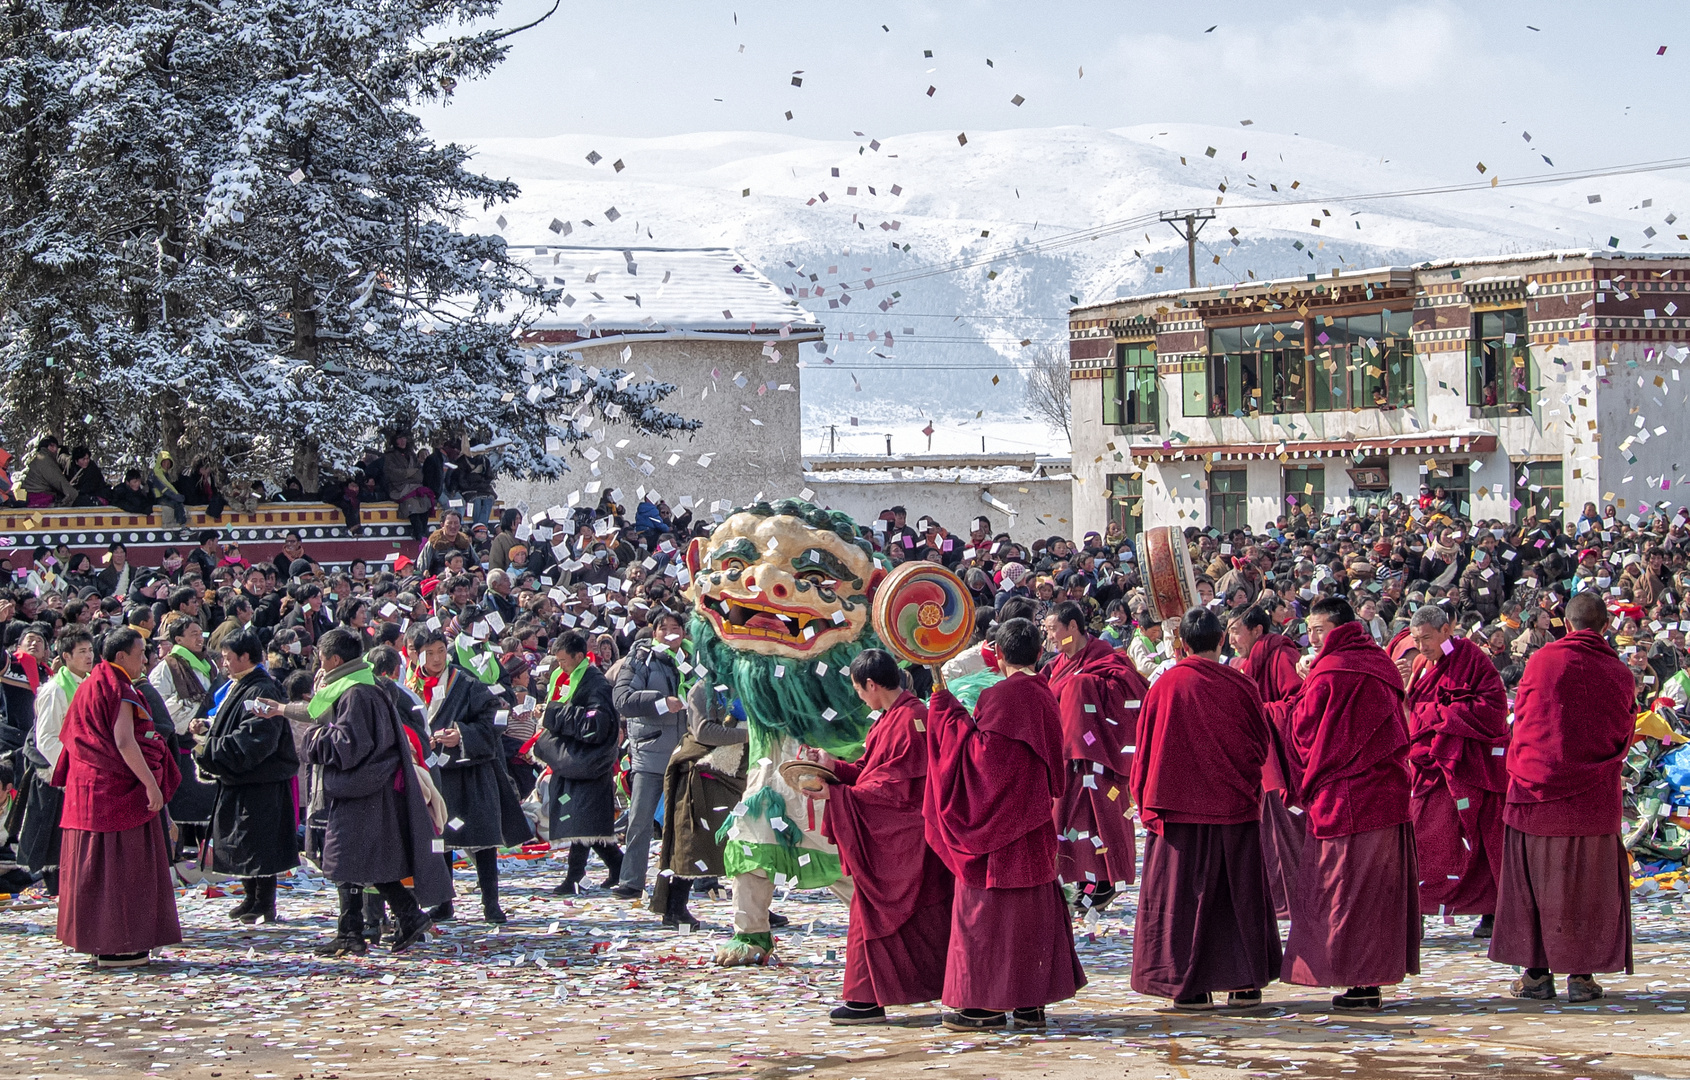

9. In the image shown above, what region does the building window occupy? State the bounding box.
[1105,342,1159,429]
[1282,465,1325,521]
[1468,309,1532,415]
[1205,322,1304,417]
[1208,469,1249,533]
[1108,473,1143,539]
[1514,460,1564,526]
[1181,358,1209,417]
[1307,310,1415,413]
[1204,310,1413,417]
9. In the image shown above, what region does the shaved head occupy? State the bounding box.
[1565,592,1609,632]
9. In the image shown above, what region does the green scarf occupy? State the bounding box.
[548,657,591,706]
[49,666,85,701]
[455,641,501,685]
[170,644,212,679]
[307,660,377,720]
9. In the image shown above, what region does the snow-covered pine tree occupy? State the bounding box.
[0,0,698,487]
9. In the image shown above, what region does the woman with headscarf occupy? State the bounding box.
[54,628,181,967]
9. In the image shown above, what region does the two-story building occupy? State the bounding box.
[1068,251,1690,537]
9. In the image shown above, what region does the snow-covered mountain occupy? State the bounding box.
[455,123,1690,456]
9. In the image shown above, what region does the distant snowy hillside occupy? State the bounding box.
[456,124,1690,455]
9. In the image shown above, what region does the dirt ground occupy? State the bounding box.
[2,853,1687,1080]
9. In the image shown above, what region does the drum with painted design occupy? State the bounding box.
[1136,524,1199,622]
[871,561,975,666]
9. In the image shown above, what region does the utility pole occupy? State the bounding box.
[1159,208,1217,288]
[827,424,837,453]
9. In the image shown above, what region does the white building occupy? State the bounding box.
[502,246,821,518]
[1068,251,1690,537]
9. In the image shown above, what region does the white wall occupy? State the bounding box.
[806,473,1073,543]
[499,336,806,520]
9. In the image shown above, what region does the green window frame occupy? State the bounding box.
[1208,469,1249,533]
[1105,342,1159,428]
[1468,309,1532,416]
[1283,465,1325,519]
[1108,472,1143,539]
[1206,322,1304,417]
[1181,358,1209,417]
[1514,460,1564,526]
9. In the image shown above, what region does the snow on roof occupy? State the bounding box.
[1071,248,1690,314]
[516,246,820,333]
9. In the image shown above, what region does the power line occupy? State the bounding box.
[801,153,1690,296]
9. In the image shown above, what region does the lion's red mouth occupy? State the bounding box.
[702,594,844,649]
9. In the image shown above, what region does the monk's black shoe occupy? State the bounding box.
[1222,990,1263,1011]
[942,1009,1007,1032]
[1472,914,1494,939]
[768,911,790,928]
[1173,992,1214,1011]
[1011,1007,1047,1028]
[1332,986,1383,1011]
[829,1002,886,1025]
[553,880,581,896]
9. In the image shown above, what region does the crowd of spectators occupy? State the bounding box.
[0,480,1684,913]
[5,430,501,540]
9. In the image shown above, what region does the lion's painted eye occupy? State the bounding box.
[720,557,747,572]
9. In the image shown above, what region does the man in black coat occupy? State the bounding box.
[190,628,298,923]
[403,626,532,924]
[533,630,623,895]
[285,629,450,956]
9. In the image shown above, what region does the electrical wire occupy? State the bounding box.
[800,153,1690,295]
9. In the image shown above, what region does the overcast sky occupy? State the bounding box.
[421,1,1688,182]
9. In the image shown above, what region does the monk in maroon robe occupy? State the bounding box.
[1229,605,1306,920]
[815,649,953,1025]
[1268,597,1419,1012]
[55,629,183,966]
[1042,601,1145,912]
[1490,592,1635,1003]
[925,617,1085,1032]
[1131,607,1281,1010]
[1403,606,1509,934]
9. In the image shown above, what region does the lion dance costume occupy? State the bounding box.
[683,499,885,965]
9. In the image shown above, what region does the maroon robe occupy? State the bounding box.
[1490,630,1635,975]
[1044,635,1144,894]
[1272,620,1420,989]
[1237,631,1307,919]
[1405,636,1509,916]
[926,676,1085,1011]
[1129,656,1280,998]
[54,662,182,956]
[822,692,953,1005]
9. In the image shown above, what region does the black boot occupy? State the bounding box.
[229,878,259,920]
[240,876,278,924]
[597,843,624,890]
[378,882,434,953]
[361,890,388,943]
[475,850,506,924]
[662,878,699,929]
[318,883,369,956]
[555,843,588,895]
[409,513,429,541]
[42,868,58,898]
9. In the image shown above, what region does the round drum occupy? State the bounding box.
[1137,525,1198,623]
[871,561,975,666]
